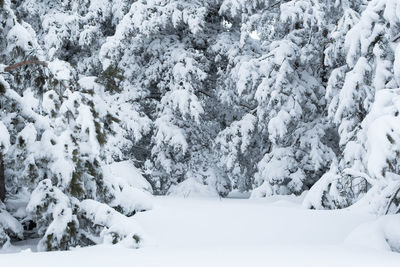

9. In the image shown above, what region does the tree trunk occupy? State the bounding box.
[0,153,5,203]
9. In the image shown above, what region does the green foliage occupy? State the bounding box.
[132,234,141,244]
[70,170,85,199]
[110,232,120,244]
[28,163,38,183]
[44,221,78,251]
[0,82,5,95]
[96,66,124,93]
[94,120,107,146]
[17,136,25,147]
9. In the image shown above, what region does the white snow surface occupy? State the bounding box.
[345,214,400,252]
[1,196,400,267]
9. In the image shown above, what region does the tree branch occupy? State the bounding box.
[385,184,400,215]
[391,33,400,43]
[196,90,212,98]
[4,60,48,72]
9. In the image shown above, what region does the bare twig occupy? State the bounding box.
[391,33,400,43]
[197,90,212,98]
[385,185,400,215]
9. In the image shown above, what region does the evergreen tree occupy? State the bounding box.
[217,0,336,196]
[304,0,400,214]
[2,0,400,252]
[0,0,150,250]
[99,0,235,196]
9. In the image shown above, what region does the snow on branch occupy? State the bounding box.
[342,168,376,186]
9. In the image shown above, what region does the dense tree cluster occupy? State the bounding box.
[1,0,400,250]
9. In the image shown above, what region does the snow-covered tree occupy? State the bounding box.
[99,0,237,196]
[217,0,337,196]
[3,0,400,254]
[0,0,151,250]
[305,0,400,213]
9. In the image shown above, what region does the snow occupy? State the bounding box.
[0,207,23,240]
[394,44,400,86]
[161,90,204,123]
[79,199,144,248]
[76,104,100,156]
[2,196,400,266]
[345,214,400,252]
[0,122,10,153]
[102,161,153,213]
[25,179,76,251]
[302,168,340,209]
[363,88,400,179]
[17,123,37,147]
[4,88,50,130]
[48,59,72,82]
[154,114,188,153]
[6,23,36,53]
[2,0,400,264]
[102,161,152,193]
[167,178,220,198]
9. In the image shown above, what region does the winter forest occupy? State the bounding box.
[1,0,400,266]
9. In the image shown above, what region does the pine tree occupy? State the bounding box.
[304,0,400,213]
[217,0,337,196]
[0,0,149,250]
[99,0,237,196]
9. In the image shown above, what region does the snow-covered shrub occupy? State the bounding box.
[27,180,79,251]
[0,202,23,248]
[27,180,145,251]
[79,199,143,248]
[102,161,153,216]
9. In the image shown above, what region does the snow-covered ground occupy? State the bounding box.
[1,195,400,267]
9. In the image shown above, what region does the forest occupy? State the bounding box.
[1,0,400,266]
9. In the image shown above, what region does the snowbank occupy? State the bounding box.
[345,214,400,252]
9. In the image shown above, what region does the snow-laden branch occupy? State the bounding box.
[342,168,376,186]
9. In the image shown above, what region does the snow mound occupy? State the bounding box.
[168,178,220,198]
[345,214,400,252]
